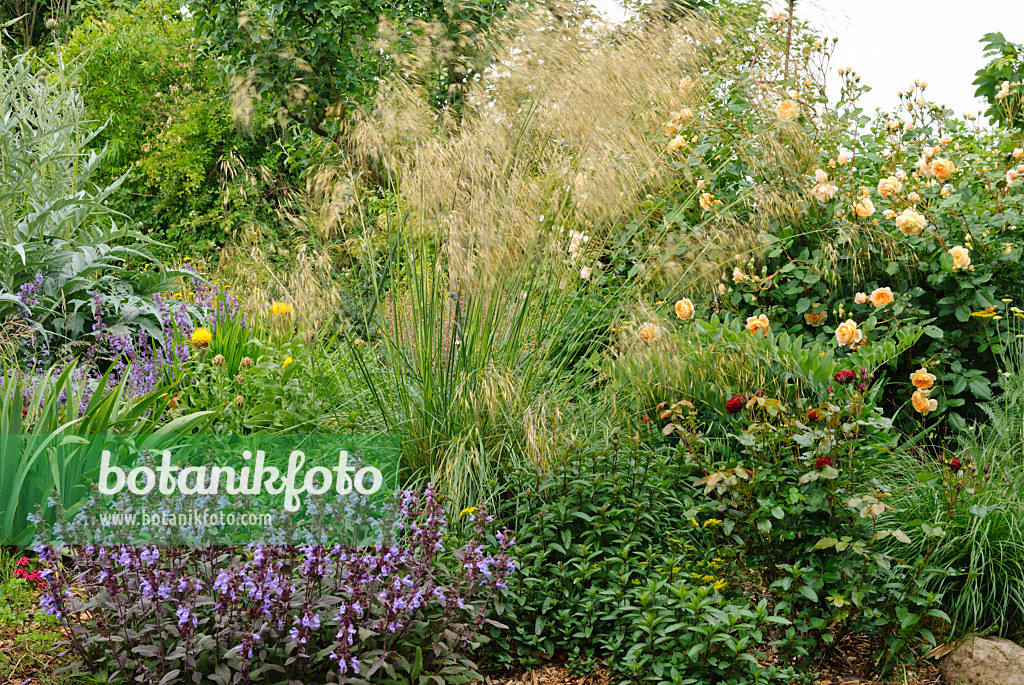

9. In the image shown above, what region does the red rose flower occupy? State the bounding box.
[833,369,856,384]
[806,408,822,422]
[949,457,963,472]
[815,456,834,470]
[725,396,746,414]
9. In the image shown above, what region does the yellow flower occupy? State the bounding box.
[667,135,687,153]
[930,157,955,181]
[804,309,827,327]
[674,107,693,121]
[270,301,294,316]
[835,319,864,348]
[638,322,661,344]
[869,287,895,307]
[910,368,936,390]
[283,355,294,368]
[854,292,869,305]
[733,267,746,282]
[713,579,728,591]
[912,389,937,415]
[190,328,213,347]
[895,208,927,236]
[853,197,875,218]
[776,99,800,121]
[810,182,839,202]
[674,298,695,320]
[877,176,903,198]
[459,506,478,519]
[745,314,770,336]
[949,245,971,271]
[699,192,722,211]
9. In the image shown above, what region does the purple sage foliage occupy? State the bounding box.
[33,485,514,684]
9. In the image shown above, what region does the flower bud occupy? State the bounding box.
[213,354,226,366]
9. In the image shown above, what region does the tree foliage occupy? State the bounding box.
[195,0,510,137]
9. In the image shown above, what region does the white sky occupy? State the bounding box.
[589,0,1024,118]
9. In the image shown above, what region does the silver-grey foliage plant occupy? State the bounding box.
[0,49,179,358]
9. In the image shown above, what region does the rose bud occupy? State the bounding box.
[726,396,745,414]
[833,369,856,384]
[815,456,834,470]
[949,457,963,472]
[856,382,867,392]
[807,408,822,422]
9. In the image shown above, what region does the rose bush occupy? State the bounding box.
[624,2,1024,435]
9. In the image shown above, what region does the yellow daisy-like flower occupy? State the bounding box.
[283,355,294,368]
[270,301,294,316]
[190,328,213,347]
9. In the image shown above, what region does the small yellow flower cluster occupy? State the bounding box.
[910,367,938,416]
[270,301,294,316]
[810,168,838,203]
[854,287,895,308]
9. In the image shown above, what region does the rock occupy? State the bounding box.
[939,636,1024,685]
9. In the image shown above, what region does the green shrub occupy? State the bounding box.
[488,439,805,685]
[61,0,300,262]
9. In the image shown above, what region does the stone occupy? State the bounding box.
[939,636,1024,685]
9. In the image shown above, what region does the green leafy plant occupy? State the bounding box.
[0,362,211,546]
[975,32,1024,129]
